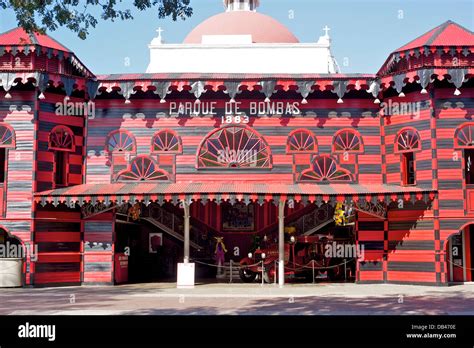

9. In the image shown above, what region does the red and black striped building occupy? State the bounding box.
[0,20,473,287]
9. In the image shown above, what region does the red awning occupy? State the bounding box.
[34,182,435,207]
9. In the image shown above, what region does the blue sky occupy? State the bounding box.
[1,0,473,74]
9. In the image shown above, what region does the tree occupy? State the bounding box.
[0,0,193,39]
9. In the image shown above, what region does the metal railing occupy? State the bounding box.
[142,203,213,256]
[191,258,355,284]
[288,203,335,235]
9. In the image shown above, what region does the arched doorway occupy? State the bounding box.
[0,227,24,287]
[446,224,474,283]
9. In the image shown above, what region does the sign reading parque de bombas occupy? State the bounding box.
[169,100,302,117]
[53,99,304,119]
[53,99,304,118]
[52,97,418,119]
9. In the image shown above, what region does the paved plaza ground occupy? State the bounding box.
[1,282,473,315]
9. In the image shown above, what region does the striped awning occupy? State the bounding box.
[95,69,474,94]
[34,182,435,207]
[2,69,473,102]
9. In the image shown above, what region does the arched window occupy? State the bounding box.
[332,129,363,153]
[0,124,15,188]
[286,129,317,153]
[116,156,170,182]
[0,124,15,148]
[48,125,75,152]
[197,125,272,169]
[395,128,420,186]
[455,123,474,148]
[151,129,182,153]
[106,130,136,153]
[395,128,421,153]
[455,124,474,186]
[299,156,352,182]
[49,126,75,188]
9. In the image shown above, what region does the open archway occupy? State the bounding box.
[0,228,23,253]
[446,223,474,283]
[0,227,25,287]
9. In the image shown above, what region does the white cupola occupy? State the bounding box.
[224,0,259,12]
[147,1,340,74]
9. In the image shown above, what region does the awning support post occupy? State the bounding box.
[183,201,190,263]
[278,200,285,288]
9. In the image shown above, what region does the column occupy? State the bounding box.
[183,202,190,263]
[278,200,285,287]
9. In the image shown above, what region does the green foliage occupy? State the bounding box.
[0,0,193,40]
[250,235,261,252]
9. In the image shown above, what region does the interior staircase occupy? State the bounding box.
[117,204,208,254]
[141,217,202,251]
[289,203,336,236]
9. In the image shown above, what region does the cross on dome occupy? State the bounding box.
[224,0,260,12]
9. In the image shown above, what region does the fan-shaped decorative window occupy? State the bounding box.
[116,156,170,182]
[197,126,272,169]
[151,129,182,153]
[106,130,136,153]
[287,129,317,153]
[49,125,75,152]
[333,129,363,153]
[299,156,352,182]
[455,124,474,148]
[395,128,421,153]
[0,124,15,148]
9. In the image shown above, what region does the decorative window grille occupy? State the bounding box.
[299,156,352,182]
[197,126,272,169]
[49,125,74,151]
[116,156,170,182]
[287,129,317,153]
[151,130,182,153]
[333,129,363,153]
[106,130,136,153]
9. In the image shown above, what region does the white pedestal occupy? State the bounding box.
[0,258,23,287]
[177,262,195,289]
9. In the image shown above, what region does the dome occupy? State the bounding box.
[183,11,299,44]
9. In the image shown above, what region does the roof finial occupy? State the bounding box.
[323,25,331,38]
[151,27,165,45]
[157,27,164,40]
